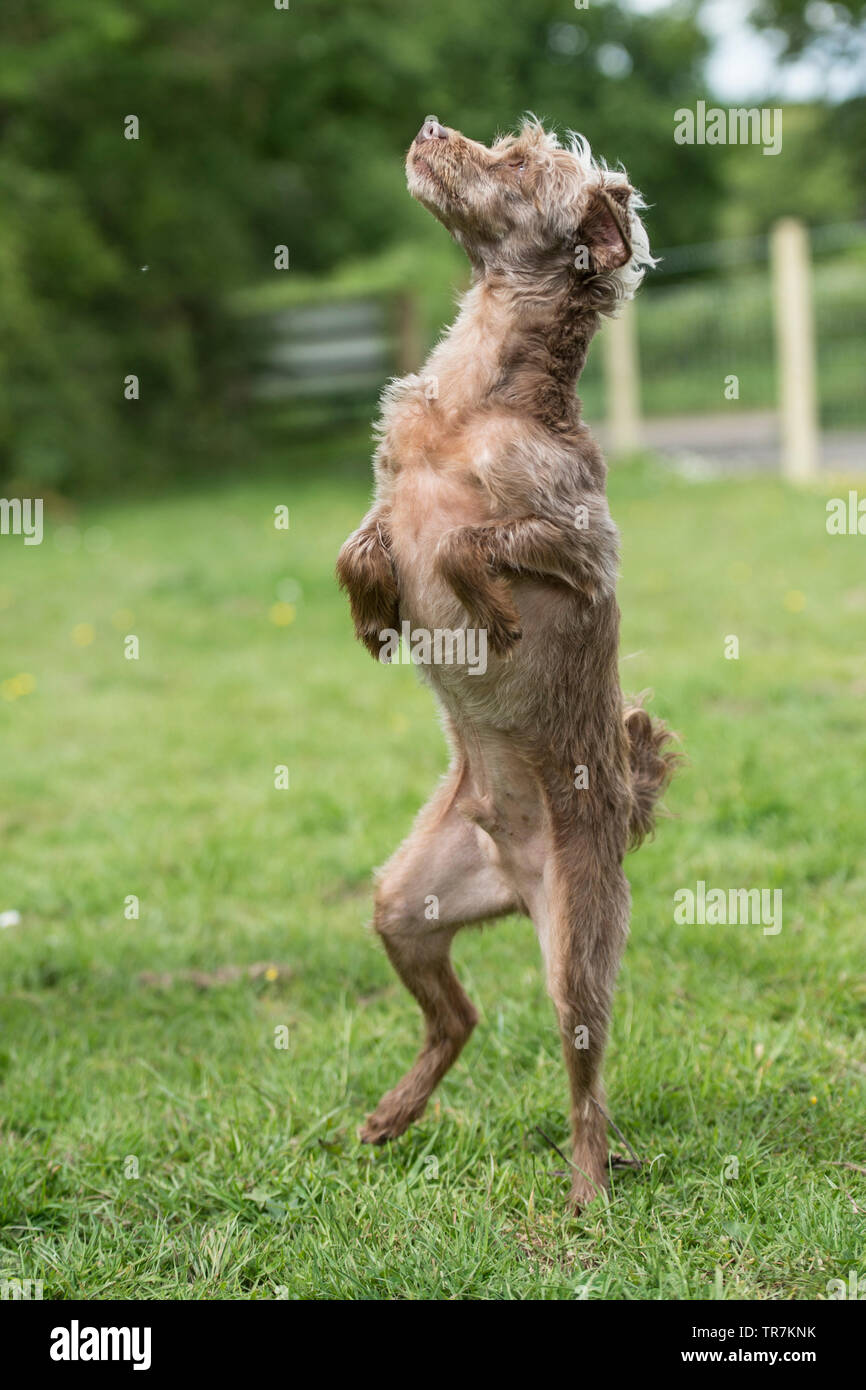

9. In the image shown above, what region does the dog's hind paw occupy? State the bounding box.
[567,1173,607,1214]
[359,1089,425,1144]
[359,1114,410,1145]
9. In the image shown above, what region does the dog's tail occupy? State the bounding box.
[623,694,679,850]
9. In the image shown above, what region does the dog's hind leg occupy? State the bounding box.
[532,825,630,1210]
[360,767,518,1144]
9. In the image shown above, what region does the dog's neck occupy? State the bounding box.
[424,272,601,428]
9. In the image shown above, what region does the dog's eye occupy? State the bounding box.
[508,161,525,172]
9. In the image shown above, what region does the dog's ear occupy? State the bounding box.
[578,185,633,273]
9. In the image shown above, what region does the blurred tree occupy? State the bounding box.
[283,0,720,267]
[0,0,860,491]
[748,0,865,58]
[718,105,861,237]
[745,0,866,219]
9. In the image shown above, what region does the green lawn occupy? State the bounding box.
[0,440,863,1299]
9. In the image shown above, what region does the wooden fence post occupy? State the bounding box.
[603,299,641,456]
[771,218,820,481]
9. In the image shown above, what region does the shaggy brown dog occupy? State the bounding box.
[336,115,677,1209]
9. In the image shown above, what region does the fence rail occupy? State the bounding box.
[240,219,866,477]
[599,217,865,477]
[243,291,418,414]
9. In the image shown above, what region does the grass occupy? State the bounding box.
[0,439,864,1300]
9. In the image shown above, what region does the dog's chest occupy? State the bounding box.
[385,465,485,623]
[376,401,489,603]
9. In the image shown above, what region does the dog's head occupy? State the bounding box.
[406,115,654,307]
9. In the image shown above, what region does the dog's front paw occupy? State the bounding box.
[482,610,523,658]
[336,522,400,659]
[466,584,524,659]
[356,619,396,661]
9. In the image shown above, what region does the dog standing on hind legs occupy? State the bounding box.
[336,115,677,1210]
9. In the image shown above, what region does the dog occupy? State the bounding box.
[336,115,677,1209]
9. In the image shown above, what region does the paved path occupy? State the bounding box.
[595,411,866,474]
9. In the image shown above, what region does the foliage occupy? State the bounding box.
[0,1,861,492]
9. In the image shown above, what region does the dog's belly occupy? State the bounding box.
[388,465,486,630]
[401,567,579,732]
[386,463,586,732]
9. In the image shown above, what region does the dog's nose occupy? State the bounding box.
[417,115,447,143]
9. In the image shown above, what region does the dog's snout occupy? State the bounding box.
[417,115,447,144]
